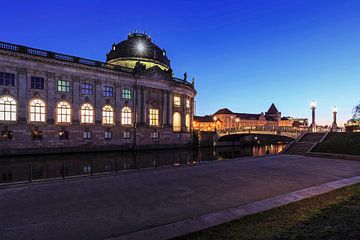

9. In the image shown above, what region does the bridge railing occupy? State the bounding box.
[217,126,308,134]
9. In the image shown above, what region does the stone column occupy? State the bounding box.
[115,82,122,125]
[46,72,55,124]
[72,77,80,124]
[95,80,102,125]
[16,68,28,123]
[331,107,338,132]
[162,90,168,126]
[167,91,172,126]
[181,95,187,132]
[142,88,147,125]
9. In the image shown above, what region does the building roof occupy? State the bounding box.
[106,32,170,68]
[194,115,214,122]
[266,103,279,115]
[213,108,233,115]
[235,113,261,120]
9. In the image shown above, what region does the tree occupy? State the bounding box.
[354,102,360,118]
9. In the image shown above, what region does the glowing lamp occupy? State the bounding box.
[310,100,317,109]
[332,106,337,113]
[235,118,240,122]
[213,116,217,121]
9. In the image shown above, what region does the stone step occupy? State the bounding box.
[284,142,314,155]
[298,133,326,143]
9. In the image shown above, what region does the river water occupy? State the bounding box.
[0,143,285,184]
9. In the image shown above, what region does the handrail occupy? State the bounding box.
[0,41,194,88]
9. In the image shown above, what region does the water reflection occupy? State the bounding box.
[0,144,285,184]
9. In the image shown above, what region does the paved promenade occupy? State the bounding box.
[1,154,360,240]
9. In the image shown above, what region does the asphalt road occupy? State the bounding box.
[1,154,360,240]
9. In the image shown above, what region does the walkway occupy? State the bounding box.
[1,154,360,240]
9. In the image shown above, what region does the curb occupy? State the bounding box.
[108,175,360,240]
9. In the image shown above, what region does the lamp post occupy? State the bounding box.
[310,100,317,132]
[213,116,217,132]
[235,118,240,130]
[331,106,338,132]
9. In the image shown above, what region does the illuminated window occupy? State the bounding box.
[81,103,94,124]
[56,101,71,123]
[103,86,113,97]
[102,105,114,125]
[104,131,112,139]
[83,131,92,139]
[186,99,190,108]
[121,107,132,125]
[31,77,44,89]
[186,114,191,131]
[122,88,132,100]
[174,96,181,106]
[149,109,159,126]
[57,80,70,92]
[123,131,131,139]
[0,96,16,121]
[29,99,46,122]
[173,112,181,132]
[0,72,15,87]
[81,83,93,95]
[151,131,159,139]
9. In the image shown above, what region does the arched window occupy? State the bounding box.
[186,114,191,131]
[102,105,114,125]
[121,107,132,125]
[29,99,46,122]
[0,96,16,121]
[81,103,94,124]
[173,112,181,132]
[56,101,71,123]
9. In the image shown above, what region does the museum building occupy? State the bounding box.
[0,33,196,154]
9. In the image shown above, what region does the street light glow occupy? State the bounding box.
[310,100,317,109]
[333,106,337,113]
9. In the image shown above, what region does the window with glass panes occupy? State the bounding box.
[104,131,112,139]
[57,80,70,92]
[81,83,93,95]
[83,131,92,139]
[151,131,159,139]
[0,96,16,121]
[173,96,181,106]
[123,131,131,139]
[103,86,113,97]
[0,72,15,87]
[31,77,44,89]
[149,109,159,126]
[122,88,132,100]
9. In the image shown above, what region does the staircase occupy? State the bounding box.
[283,133,326,155]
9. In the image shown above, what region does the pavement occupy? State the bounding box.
[1,154,360,240]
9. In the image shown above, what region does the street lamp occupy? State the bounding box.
[310,100,317,132]
[332,106,338,132]
[213,116,217,131]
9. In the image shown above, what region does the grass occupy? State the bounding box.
[312,132,360,156]
[173,183,360,240]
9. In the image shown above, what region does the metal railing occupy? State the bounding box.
[0,41,194,88]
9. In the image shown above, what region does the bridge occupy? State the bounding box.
[217,126,306,138]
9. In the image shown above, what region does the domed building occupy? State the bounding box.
[0,32,196,155]
[106,33,171,71]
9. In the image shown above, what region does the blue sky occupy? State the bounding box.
[1,0,360,125]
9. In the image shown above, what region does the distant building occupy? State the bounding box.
[345,117,360,132]
[193,103,305,132]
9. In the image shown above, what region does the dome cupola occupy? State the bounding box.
[106,32,171,71]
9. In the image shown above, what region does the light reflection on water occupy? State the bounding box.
[0,144,285,184]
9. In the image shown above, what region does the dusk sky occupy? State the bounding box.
[2,0,359,125]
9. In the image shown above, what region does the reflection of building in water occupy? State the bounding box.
[0,33,196,154]
[193,103,308,132]
[1,144,285,184]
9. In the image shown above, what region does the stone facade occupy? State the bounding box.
[0,38,196,155]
